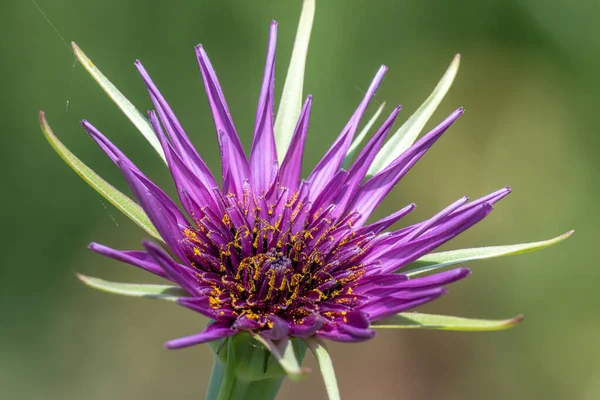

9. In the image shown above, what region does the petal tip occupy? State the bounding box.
[142,239,159,252]
[163,340,175,350]
[481,201,494,211]
[195,44,207,57]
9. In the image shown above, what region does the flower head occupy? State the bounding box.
[81,21,508,349]
[41,3,573,396]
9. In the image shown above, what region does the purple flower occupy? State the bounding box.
[81,21,508,350]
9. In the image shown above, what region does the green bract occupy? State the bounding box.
[406,230,574,277]
[207,333,308,400]
[273,0,315,161]
[77,274,186,301]
[372,312,524,330]
[367,54,461,177]
[306,338,340,400]
[40,112,162,242]
[71,43,167,163]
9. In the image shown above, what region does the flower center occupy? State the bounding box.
[244,250,295,306]
[183,188,371,330]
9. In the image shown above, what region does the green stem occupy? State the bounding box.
[205,336,308,400]
[206,355,283,400]
[205,357,226,400]
[243,379,284,400]
[206,339,241,400]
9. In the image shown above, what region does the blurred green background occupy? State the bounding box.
[1,0,597,399]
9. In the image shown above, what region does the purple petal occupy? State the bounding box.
[289,314,324,338]
[337,326,376,341]
[177,297,224,319]
[233,315,263,330]
[134,61,218,191]
[259,315,290,341]
[143,240,202,297]
[195,44,251,196]
[367,203,493,274]
[250,21,278,193]
[148,110,221,215]
[307,66,388,199]
[277,96,312,192]
[363,290,448,321]
[115,160,189,261]
[81,120,141,174]
[334,105,401,217]
[367,286,453,301]
[353,274,409,294]
[317,312,376,342]
[164,322,235,349]
[414,189,508,241]
[308,170,349,220]
[395,267,471,290]
[397,196,469,243]
[454,186,511,213]
[88,242,169,279]
[316,328,376,342]
[178,298,236,321]
[357,203,416,235]
[350,107,464,227]
[83,122,190,256]
[470,186,511,206]
[82,120,187,229]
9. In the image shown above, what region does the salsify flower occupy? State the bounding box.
[40,1,572,399]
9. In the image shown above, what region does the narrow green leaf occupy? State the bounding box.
[71,42,167,164]
[305,337,340,400]
[253,335,309,381]
[206,353,228,400]
[274,0,315,162]
[77,274,187,301]
[373,312,524,331]
[40,112,163,242]
[407,230,573,277]
[342,101,387,169]
[368,54,460,177]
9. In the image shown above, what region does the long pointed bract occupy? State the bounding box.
[369,54,461,176]
[71,43,167,163]
[274,0,316,160]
